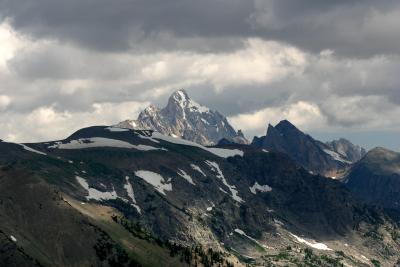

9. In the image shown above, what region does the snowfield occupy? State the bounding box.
[144,132,243,158]
[134,170,172,195]
[19,144,47,155]
[48,137,161,151]
[76,176,118,201]
[290,233,332,251]
[205,160,244,203]
[323,149,351,164]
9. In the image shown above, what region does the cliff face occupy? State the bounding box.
[116,90,248,146]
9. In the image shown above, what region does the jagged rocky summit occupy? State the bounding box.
[252,120,366,177]
[116,90,248,146]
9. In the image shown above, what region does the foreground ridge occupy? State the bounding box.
[0,125,398,266]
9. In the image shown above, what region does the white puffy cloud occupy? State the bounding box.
[0,101,149,142]
[0,95,11,110]
[228,101,327,137]
[0,17,399,150]
[0,21,26,73]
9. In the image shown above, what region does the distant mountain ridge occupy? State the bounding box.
[326,138,366,163]
[116,90,248,146]
[251,120,365,177]
[345,147,400,220]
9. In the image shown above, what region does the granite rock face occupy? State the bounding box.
[116,90,248,146]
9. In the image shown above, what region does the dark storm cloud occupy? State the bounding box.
[251,0,400,57]
[0,0,253,53]
[0,0,399,149]
[1,0,400,56]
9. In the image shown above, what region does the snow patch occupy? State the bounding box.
[135,170,172,195]
[19,144,47,155]
[205,161,244,203]
[48,141,61,148]
[106,127,129,132]
[249,182,272,194]
[10,235,17,242]
[188,99,210,113]
[76,176,118,201]
[233,229,267,248]
[49,137,161,151]
[323,149,351,164]
[150,132,243,158]
[206,206,213,211]
[290,233,332,251]
[124,176,141,214]
[190,164,206,176]
[177,169,195,185]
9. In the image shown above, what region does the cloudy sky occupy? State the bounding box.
[0,0,399,150]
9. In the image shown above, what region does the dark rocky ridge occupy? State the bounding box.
[345,147,400,221]
[252,120,364,177]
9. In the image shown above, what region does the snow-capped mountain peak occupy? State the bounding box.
[167,89,210,114]
[115,89,248,146]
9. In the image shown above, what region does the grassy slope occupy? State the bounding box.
[0,163,190,267]
[63,194,187,267]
